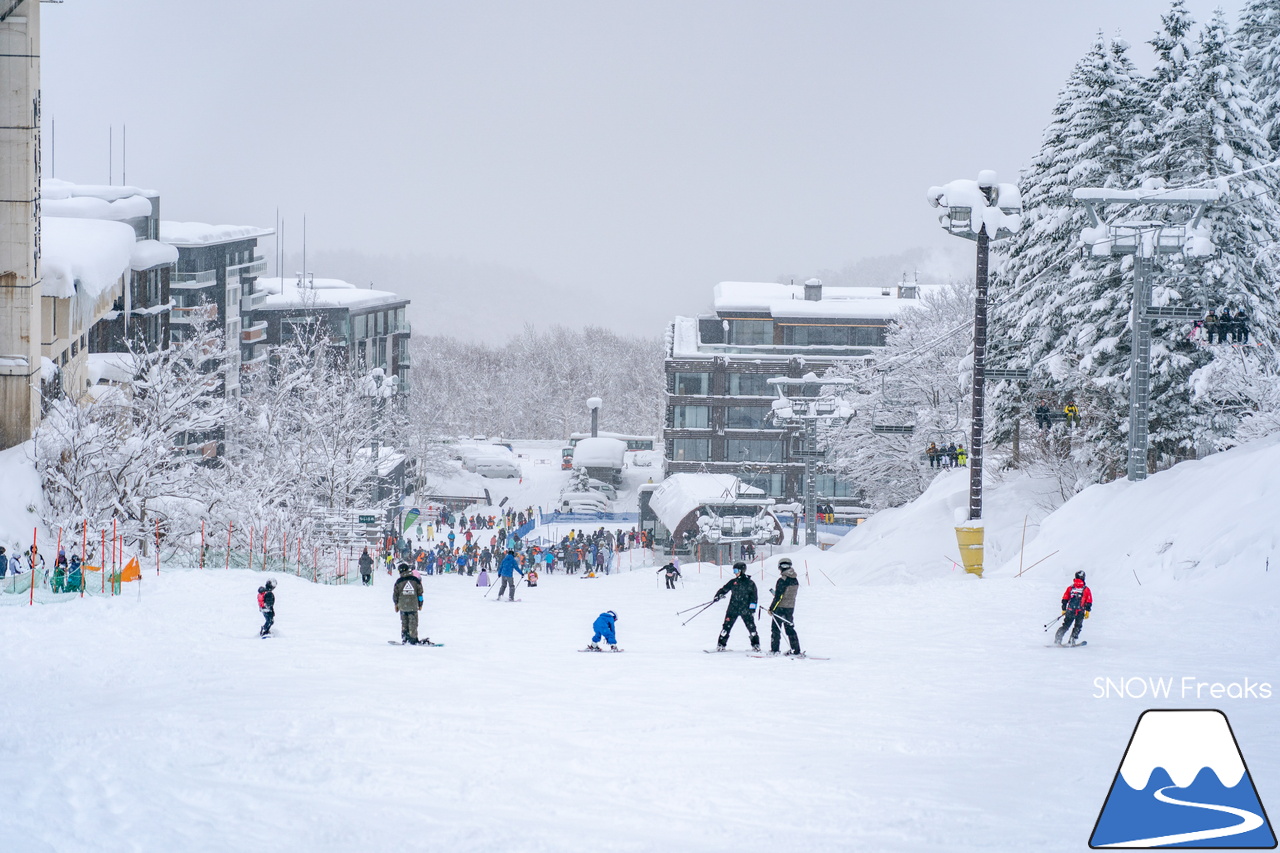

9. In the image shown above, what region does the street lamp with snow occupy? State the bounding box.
[926,171,1022,576]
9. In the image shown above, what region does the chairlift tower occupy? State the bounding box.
[767,374,854,546]
[1073,187,1220,481]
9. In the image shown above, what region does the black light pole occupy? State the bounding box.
[970,207,991,522]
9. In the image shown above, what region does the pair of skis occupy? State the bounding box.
[387,640,445,647]
[705,648,829,660]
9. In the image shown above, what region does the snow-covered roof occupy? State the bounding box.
[571,437,626,469]
[712,281,942,320]
[41,217,134,301]
[130,239,179,271]
[43,178,159,202]
[160,221,274,246]
[1071,187,1222,203]
[671,316,700,358]
[254,277,409,312]
[648,473,766,533]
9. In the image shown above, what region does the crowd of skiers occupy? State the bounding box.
[925,442,968,469]
[0,544,89,594]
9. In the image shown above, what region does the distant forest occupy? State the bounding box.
[409,326,665,440]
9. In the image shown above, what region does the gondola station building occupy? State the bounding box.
[662,279,932,515]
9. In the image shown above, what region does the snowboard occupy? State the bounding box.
[493,598,522,602]
[388,640,445,647]
[578,648,624,653]
[1046,641,1088,648]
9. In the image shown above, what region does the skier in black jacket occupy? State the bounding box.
[657,562,682,589]
[392,564,426,644]
[713,563,760,651]
[358,548,374,585]
[767,559,802,655]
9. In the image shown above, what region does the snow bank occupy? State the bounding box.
[990,433,1280,589]
[41,217,134,301]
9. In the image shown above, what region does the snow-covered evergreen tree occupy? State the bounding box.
[1138,8,1280,454]
[987,34,1145,478]
[1238,0,1280,149]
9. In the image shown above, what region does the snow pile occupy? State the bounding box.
[160,221,273,246]
[41,217,134,301]
[570,436,626,468]
[989,433,1280,589]
[43,194,154,221]
[648,472,762,533]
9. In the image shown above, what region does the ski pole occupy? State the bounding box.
[767,609,794,626]
[1043,612,1065,631]
[681,600,718,626]
[676,599,715,615]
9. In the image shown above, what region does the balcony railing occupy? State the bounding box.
[171,270,218,290]
[240,289,268,313]
[241,320,268,344]
[230,258,268,278]
[171,305,218,325]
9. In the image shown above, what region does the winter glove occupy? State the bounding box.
[417,596,423,605]
[1061,609,1066,615]
[1085,611,1090,619]
[748,603,756,610]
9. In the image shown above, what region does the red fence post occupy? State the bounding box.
[226,522,233,570]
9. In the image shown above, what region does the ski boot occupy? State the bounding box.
[751,643,762,653]
[609,645,620,652]
[586,643,602,652]
[785,650,804,657]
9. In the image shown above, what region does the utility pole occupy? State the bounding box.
[1073,187,1219,481]
[926,171,1023,576]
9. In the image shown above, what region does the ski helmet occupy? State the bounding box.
[606,610,617,620]
[265,579,276,590]
[1074,570,1086,582]
[257,585,266,594]
[733,562,747,572]
[398,563,412,574]
[778,558,793,570]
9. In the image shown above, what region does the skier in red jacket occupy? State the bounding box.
[1055,571,1093,646]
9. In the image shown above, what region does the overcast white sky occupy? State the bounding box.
[40,0,1241,339]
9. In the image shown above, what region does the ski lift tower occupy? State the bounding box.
[768,374,854,546]
[1073,186,1220,481]
[926,171,1022,577]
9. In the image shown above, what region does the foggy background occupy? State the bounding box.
[39,0,1240,339]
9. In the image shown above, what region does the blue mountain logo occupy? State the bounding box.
[1091,709,1276,848]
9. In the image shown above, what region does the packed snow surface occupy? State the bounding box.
[2,436,1277,851]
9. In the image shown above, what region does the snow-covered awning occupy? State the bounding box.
[42,217,134,301]
[648,473,766,534]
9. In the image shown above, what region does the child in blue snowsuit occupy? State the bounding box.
[587,611,618,651]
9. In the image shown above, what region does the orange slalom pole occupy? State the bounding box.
[261,525,269,570]
[156,518,161,575]
[226,522,233,570]
[101,530,106,592]
[248,526,254,572]
[200,520,205,570]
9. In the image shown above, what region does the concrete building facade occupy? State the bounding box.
[663,280,926,514]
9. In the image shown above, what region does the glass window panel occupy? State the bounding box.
[725,438,783,462]
[672,405,709,429]
[670,438,711,461]
[728,319,773,345]
[728,373,774,396]
[354,314,367,339]
[673,372,709,395]
[726,406,769,429]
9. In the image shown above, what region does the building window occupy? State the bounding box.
[815,474,855,497]
[673,372,710,395]
[726,406,770,430]
[727,319,773,345]
[672,405,710,429]
[725,437,783,463]
[782,324,886,347]
[354,314,367,340]
[670,438,711,461]
[740,471,785,497]
[375,312,384,335]
[728,373,774,396]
